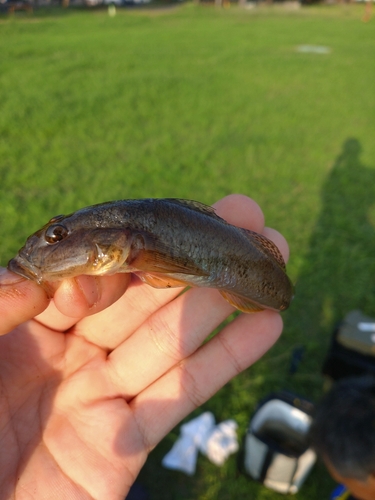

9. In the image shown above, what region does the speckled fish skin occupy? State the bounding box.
[7,198,294,313]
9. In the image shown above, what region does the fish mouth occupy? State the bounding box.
[7,256,42,284]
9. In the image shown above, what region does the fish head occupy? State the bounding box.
[8,213,132,284]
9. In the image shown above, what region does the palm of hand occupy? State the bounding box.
[1,311,143,499]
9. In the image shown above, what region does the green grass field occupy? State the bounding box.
[1,3,375,498]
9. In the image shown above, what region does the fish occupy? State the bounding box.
[7,198,294,313]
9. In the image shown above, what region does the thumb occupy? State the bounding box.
[0,268,49,336]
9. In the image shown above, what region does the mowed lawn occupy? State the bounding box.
[1,4,375,499]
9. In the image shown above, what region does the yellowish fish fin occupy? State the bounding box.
[220,290,265,313]
[130,232,208,277]
[136,272,189,289]
[240,229,286,270]
[131,250,205,276]
[131,248,205,276]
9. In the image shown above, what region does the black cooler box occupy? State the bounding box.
[323,310,375,381]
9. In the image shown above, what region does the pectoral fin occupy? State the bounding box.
[220,290,265,313]
[131,249,206,276]
[129,232,208,277]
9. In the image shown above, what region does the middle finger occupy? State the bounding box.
[106,284,235,400]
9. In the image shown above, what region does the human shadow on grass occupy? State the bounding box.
[283,138,375,381]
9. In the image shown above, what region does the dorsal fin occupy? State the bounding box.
[240,229,286,270]
[164,199,225,222]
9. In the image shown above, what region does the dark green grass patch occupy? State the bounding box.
[1,4,375,498]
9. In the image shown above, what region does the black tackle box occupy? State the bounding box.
[323,310,375,381]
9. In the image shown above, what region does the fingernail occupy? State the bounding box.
[75,275,101,308]
[0,267,26,285]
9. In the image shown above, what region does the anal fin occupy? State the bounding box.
[136,272,190,289]
[220,290,265,313]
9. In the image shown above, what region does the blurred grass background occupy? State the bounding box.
[1,3,375,498]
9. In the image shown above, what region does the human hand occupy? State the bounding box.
[0,194,289,499]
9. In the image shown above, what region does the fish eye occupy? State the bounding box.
[45,224,69,244]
